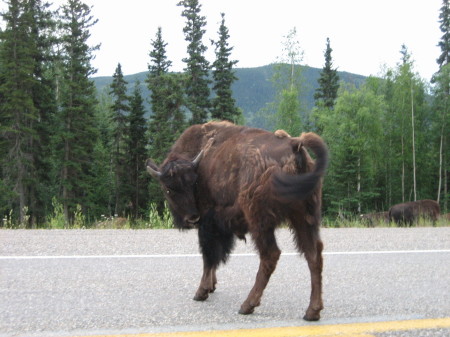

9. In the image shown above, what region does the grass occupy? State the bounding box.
[89,203,174,229]
[322,215,450,228]
[2,202,449,229]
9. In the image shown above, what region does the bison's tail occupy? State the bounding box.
[272,132,328,201]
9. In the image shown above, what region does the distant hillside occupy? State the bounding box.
[92,64,366,127]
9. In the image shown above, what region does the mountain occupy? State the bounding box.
[92,64,367,127]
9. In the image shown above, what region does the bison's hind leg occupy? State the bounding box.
[239,226,281,315]
[303,239,324,321]
[291,222,324,321]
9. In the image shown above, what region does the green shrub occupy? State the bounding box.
[47,197,65,229]
[148,202,173,229]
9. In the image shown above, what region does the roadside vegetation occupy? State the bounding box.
[322,215,450,228]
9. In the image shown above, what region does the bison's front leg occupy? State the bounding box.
[194,215,234,301]
[193,263,217,301]
[239,229,281,314]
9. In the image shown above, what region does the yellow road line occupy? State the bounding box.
[74,317,450,337]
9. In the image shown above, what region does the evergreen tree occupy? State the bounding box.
[433,0,450,210]
[56,0,99,225]
[147,26,172,130]
[127,81,148,220]
[109,63,129,217]
[314,37,340,110]
[0,0,36,226]
[178,0,210,124]
[437,0,450,68]
[147,27,185,210]
[146,27,185,163]
[211,13,241,123]
[89,89,115,220]
[0,0,56,226]
[27,0,58,226]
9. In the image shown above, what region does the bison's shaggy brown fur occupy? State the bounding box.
[147,121,328,321]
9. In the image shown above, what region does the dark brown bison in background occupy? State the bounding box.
[388,199,440,226]
[146,121,328,321]
[360,212,389,227]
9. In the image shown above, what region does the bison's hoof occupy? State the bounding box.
[303,309,321,321]
[238,303,255,315]
[193,291,209,301]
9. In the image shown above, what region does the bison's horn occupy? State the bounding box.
[192,149,205,168]
[192,138,214,168]
[146,165,161,179]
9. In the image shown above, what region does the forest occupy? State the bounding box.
[0,0,449,228]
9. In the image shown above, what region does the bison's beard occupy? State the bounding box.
[168,205,199,230]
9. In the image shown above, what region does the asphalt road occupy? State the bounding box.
[1,227,449,337]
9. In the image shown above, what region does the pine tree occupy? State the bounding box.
[147,27,185,210]
[57,0,99,225]
[0,0,56,226]
[211,13,241,123]
[148,27,172,77]
[437,0,450,68]
[89,89,115,219]
[0,0,36,226]
[127,81,148,220]
[28,0,58,226]
[433,0,450,210]
[178,0,210,124]
[109,63,129,217]
[146,27,185,164]
[147,26,172,136]
[314,37,340,110]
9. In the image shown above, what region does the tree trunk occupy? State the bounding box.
[357,156,361,214]
[411,83,417,201]
[437,92,447,205]
[63,136,70,227]
[437,125,444,203]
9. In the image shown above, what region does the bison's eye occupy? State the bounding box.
[166,190,170,195]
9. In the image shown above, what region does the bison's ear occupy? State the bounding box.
[146,159,161,179]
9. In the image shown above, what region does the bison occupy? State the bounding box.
[146,121,328,321]
[388,199,440,226]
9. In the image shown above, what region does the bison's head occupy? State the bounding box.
[146,149,205,229]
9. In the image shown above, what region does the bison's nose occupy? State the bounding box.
[185,215,200,224]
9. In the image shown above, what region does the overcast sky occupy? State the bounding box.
[12,0,445,81]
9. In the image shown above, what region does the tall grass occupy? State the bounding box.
[47,197,65,229]
[2,200,448,229]
[322,215,449,228]
[94,202,174,229]
[146,202,173,229]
